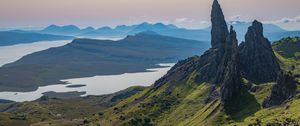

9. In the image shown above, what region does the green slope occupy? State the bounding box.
[0,86,145,126]
[0,37,299,126]
[87,37,300,126]
[273,37,300,75]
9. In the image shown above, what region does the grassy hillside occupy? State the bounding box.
[0,86,145,126]
[273,37,300,75]
[85,36,300,126]
[0,37,299,126]
[273,37,300,59]
[85,80,274,125]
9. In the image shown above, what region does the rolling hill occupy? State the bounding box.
[0,32,209,92]
[0,0,300,125]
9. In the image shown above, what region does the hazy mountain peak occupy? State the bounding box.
[166,24,178,29]
[43,24,60,30]
[81,27,95,33]
[43,24,80,31]
[140,22,151,26]
[115,25,128,29]
[136,30,159,36]
[97,26,112,31]
[83,26,95,30]
[47,24,60,28]
[154,22,165,26]
[62,25,80,30]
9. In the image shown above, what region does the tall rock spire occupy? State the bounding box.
[221,26,242,103]
[211,0,229,48]
[153,0,242,105]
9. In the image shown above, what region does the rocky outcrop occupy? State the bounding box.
[194,0,231,85]
[263,71,297,108]
[153,56,201,90]
[154,0,227,89]
[221,26,242,103]
[211,0,228,48]
[154,0,242,104]
[239,20,281,83]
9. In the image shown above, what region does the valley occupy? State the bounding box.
[0,0,299,125]
[0,32,209,92]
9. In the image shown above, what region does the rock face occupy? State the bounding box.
[263,71,297,108]
[194,0,232,85]
[211,0,228,48]
[153,56,200,90]
[239,20,280,83]
[154,0,242,103]
[221,27,242,103]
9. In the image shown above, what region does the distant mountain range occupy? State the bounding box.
[37,22,210,41]
[0,32,210,92]
[41,25,82,36]
[0,22,298,46]
[37,22,300,42]
[0,21,298,48]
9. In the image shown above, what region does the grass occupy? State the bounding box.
[158,83,211,125]
[235,94,300,125]
[92,71,221,126]
[273,37,300,74]
[273,37,300,58]
[0,86,145,126]
[92,44,300,125]
[1,36,300,126]
[275,51,300,74]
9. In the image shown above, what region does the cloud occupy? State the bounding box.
[172,18,210,29]
[229,15,241,21]
[263,15,300,31]
[295,16,300,23]
[175,18,195,23]
[266,15,300,24]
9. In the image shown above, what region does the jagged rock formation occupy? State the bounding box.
[239,20,281,83]
[159,0,228,88]
[263,71,297,108]
[154,0,227,89]
[153,56,200,90]
[154,0,242,103]
[221,26,242,103]
[194,0,232,85]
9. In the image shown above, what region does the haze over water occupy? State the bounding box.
[0,40,71,67]
[0,40,174,102]
[0,64,174,102]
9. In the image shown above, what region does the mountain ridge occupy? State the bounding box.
[0,31,73,46]
[36,22,300,42]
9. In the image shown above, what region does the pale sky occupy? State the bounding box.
[0,0,300,30]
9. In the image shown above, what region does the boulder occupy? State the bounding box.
[263,71,297,108]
